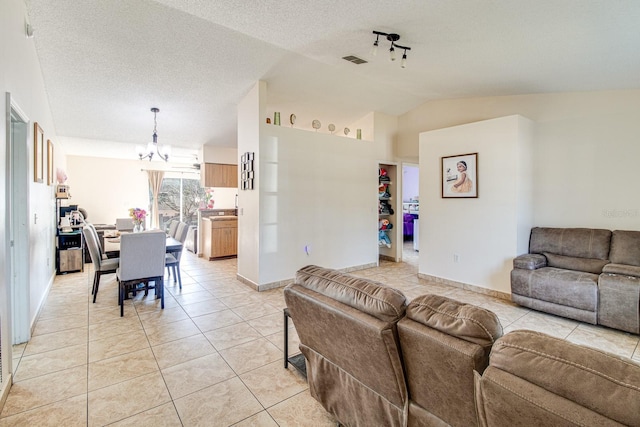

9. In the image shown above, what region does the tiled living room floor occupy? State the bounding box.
[2,247,639,426]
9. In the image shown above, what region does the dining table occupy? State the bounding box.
[103,233,183,256]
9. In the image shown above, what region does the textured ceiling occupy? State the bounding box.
[25,0,640,159]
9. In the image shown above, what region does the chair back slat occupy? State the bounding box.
[82,226,102,269]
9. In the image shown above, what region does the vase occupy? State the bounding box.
[133,224,143,233]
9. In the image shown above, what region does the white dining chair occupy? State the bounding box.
[116,230,166,316]
[83,226,119,303]
[166,222,188,289]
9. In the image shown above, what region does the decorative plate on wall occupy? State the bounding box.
[312,120,321,131]
[344,127,350,136]
[290,114,296,126]
[328,123,336,133]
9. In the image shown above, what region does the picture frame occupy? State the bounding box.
[47,139,54,186]
[441,152,478,198]
[34,122,44,183]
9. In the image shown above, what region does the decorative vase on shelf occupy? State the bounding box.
[133,223,143,233]
[274,112,281,126]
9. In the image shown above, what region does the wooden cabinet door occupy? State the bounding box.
[201,163,238,188]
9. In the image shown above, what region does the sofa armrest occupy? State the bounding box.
[602,263,640,278]
[513,254,547,270]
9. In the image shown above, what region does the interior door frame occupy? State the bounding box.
[6,92,31,348]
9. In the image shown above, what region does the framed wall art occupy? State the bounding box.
[47,139,54,185]
[441,152,478,198]
[34,122,44,183]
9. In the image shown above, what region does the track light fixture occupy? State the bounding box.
[372,30,411,68]
[135,107,171,162]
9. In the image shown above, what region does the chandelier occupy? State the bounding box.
[136,107,170,161]
[371,30,411,68]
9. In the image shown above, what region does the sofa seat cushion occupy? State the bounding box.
[602,263,640,277]
[543,252,609,274]
[485,330,640,426]
[405,294,502,347]
[511,267,598,311]
[513,254,546,270]
[609,230,640,266]
[295,265,407,323]
[529,227,611,260]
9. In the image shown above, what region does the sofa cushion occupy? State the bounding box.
[609,230,640,267]
[294,265,407,323]
[602,263,640,277]
[529,227,611,260]
[511,267,598,311]
[513,254,546,270]
[405,294,502,347]
[543,252,609,274]
[486,330,640,426]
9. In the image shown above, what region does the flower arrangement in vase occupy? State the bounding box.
[129,208,147,232]
[205,188,215,209]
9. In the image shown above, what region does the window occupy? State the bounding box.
[157,177,203,228]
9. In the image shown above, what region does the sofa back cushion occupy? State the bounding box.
[609,230,640,267]
[284,265,408,427]
[398,294,502,427]
[476,330,640,426]
[530,227,611,259]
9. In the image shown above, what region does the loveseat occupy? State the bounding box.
[511,227,640,334]
[285,265,640,426]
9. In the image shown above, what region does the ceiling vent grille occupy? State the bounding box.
[342,55,367,65]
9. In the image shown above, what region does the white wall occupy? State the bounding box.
[399,90,640,230]
[402,165,419,202]
[419,115,533,294]
[1,0,62,377]
[201,146,237,164]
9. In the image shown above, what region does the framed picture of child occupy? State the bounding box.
[441,153,478,198]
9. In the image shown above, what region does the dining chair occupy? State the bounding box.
[116,217,134,232]
[116,230,166,316]
[83,226,119,303]
[86,222,108,260]
[166,222,189,289]
[167,220,179,238]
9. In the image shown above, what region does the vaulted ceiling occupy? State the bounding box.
[25,0,640,160]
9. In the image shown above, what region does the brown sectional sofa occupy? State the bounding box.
[511,227,640,334]
[284,265,640,426]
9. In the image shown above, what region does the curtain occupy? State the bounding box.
[147,170,164,229]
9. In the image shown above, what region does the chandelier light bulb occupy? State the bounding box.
[371,40,379,56]
[401,53,407,68]
[389,45,396,61]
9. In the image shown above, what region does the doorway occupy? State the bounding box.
[6,93,31,349]
[401,163,419,263]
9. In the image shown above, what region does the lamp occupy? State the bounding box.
[372,30,411,68]
[136,107,170,162]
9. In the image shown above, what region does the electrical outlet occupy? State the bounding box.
[453,254,460,263]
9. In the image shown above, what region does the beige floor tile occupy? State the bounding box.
[89,328,150,362]
[88,316,143,342]
[152,334,217,369]
[88,371,171,426]
[504,311,579,339]
[23,327,88,356]
[191,309,244,333]
[265,328,300,357]
[248,312,287,337]
[89,347,159,391]
[218,292,264,309]
[204,323,262,351]
[479,300,531,327]
[109,402,182,427]
[173,377,263,426]
[219,337,282,375]
[232,411,279,427]
[173,290,216,305]
[566,324,640,358]
[14,343,87,382]
[180,298,229,317]
[240,361,308,408]
[233,302,281,322]
[1,365,87,417]
[162,353,236,399]
[32,313,88,336]
[144,318,201,347]
[0,393,86,427]
[267,391,336,427]
[138,306,190,328]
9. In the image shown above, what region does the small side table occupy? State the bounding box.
[283,308,307,378]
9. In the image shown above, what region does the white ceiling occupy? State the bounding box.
[25,0,640,160]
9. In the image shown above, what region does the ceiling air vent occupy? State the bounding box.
[342,55,368,65]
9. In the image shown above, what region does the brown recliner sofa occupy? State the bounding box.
[511,227,640,333]
[475,330,640,426]
[284,265,409,427]
[398,294,503,427]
